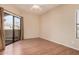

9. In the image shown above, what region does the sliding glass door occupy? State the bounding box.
[4,12,21,45]
[14,17,21,41]
[4,13,13,45]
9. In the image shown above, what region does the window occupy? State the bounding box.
[76,10,79,38]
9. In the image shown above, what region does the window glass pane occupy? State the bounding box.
[14,17,20,29]
[4,14,13,29]
[77,30,79,38]
[77,11,79,24]
[14,17,20,41]
[77,25,79,30]
[4,13,13,45]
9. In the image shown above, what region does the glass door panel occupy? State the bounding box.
[3,11,22,46]
[4,13,13,45]
[14,17,21,41]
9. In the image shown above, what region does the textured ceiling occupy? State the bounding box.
[0,4,60,15]
[13,4,60,15]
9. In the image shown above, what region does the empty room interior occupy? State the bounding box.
[0,4,79,55]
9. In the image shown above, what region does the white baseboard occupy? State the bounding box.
[40,37,79,51]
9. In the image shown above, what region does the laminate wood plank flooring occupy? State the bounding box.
[0,38,79,55]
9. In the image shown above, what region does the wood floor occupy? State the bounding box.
[0,38,79,55]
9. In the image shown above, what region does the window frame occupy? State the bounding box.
[76,10,79,39]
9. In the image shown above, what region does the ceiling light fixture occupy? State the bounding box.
[31,5,42,11]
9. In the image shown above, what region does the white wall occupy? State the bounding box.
[40,5,79,50]
[22,13,40,39]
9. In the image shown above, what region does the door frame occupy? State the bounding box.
[0,7,5,50]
